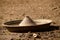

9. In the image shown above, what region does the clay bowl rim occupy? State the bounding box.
[2,19,52,27]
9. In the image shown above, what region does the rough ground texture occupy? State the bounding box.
[0,0,60,25]
[0,0,60,40]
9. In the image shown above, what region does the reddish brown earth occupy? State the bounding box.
[0,0,60,40]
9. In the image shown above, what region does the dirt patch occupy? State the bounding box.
[0,0,60,40]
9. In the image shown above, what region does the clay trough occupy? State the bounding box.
[2,16,52,32]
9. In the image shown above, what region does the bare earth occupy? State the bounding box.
[0,0,60,40]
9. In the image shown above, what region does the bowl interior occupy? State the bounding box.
[4,19,52,26]
[4,20,22,25]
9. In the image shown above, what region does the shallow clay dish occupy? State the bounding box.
[2,19,52,32]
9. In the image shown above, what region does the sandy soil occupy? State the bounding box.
[0,0,60,25]
[0,0,60,40]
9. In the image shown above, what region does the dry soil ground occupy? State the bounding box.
[0,0,60,40]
